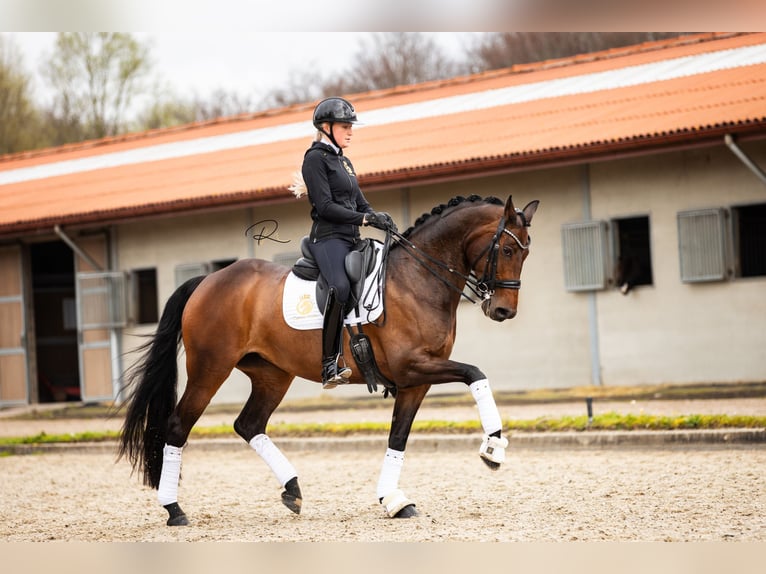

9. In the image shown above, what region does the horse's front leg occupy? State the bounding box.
[406,358,509,470]
[377,384,430,518]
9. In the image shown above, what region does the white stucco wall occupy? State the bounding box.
[112,139,766,408]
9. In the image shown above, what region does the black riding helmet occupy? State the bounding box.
[312,97,359,148]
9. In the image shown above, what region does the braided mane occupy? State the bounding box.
[400,195,503,239]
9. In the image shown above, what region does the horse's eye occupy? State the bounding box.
[502,245,513,257]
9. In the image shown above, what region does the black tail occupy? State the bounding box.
[117,275,206,488]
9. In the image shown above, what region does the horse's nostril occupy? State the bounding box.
[493,307,516,321]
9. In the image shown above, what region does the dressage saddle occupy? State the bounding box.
[292,236,378,314]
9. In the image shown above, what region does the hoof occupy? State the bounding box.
[481,457,501,471]
[164,502,189,526]
[282,477,302,515]
[393,504,419,518]
[381,489,417,518]
[479,435,507,470]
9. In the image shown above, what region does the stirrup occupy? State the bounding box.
[321,360,352,390]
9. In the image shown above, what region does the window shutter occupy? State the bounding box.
[561,221,609,291]
[677,209,728,282]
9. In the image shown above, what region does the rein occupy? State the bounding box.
[385,212,531,305]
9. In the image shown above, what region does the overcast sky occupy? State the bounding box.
[7,32,478,111]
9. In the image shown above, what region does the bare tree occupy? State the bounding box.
[43,33,152,143]
[466,33,689,72]
[344,33,458,93]
[260,33,461,109]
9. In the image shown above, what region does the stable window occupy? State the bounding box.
[561,221,610,291]
[733,203,766,278]
[613,216,653,294]
[133,268,158,324]
[677,209,728,283]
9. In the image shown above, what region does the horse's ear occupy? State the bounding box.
[505,196,540,227]
[520,200,540,227]
[504,195,516,220]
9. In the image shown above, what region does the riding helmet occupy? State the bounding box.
[312,97,359,129]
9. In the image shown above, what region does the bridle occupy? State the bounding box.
[468,213,531,300]
[386,210,531,305]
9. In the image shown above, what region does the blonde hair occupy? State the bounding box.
[289,130,327,198]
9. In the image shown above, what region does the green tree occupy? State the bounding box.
[0,35,46,155]
[43,33,152,143]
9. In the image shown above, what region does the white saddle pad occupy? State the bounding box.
[282,242,385,330]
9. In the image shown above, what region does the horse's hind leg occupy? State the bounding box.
[159,359,234,526]
[233,357,301,514]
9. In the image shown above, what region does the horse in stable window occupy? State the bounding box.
[118,194,539,525]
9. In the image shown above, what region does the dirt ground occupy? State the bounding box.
[1,439,764,542]
[2,397,765,542]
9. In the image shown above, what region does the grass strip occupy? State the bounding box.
[1,412,764,446]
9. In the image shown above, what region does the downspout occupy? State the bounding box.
[724,134,766,186]
[581,164,603,386]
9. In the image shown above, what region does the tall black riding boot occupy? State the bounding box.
[321,288,352,389]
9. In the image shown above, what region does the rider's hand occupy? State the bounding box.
[365,211,395,232]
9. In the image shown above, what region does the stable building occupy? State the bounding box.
[1,32,765,407]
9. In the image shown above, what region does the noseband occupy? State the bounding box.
[469,213,531,300]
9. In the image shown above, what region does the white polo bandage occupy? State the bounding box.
[376,448,405,500]
[157,444,183,506]
[250,434,297,487]
[469,378,503,436]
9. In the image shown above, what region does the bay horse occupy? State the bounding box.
[118,194,539,526]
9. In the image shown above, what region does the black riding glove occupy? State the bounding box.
[365,211,395,232]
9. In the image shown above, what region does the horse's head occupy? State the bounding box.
[469,195,539,322]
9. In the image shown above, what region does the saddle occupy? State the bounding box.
[292,236,378,314]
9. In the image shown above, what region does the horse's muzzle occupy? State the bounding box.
[481,300,517,322]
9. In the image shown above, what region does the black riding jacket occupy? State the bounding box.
[302,141,373,242]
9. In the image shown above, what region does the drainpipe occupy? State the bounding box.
[53,225,103,271]
[581,164,603,387]
[724,134,766,186]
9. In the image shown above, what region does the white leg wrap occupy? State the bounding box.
[157,444,183,506]
[479,434,509,465]
[469,378,503,435]
[250,434,297,487]
[376,448,405,500]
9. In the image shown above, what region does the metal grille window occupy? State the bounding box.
[76,271,128,329]
[677,209,728,283]
[561,221,609,291]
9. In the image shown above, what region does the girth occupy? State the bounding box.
[292,236,378,313]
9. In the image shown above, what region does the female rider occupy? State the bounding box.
[297,97,392,389]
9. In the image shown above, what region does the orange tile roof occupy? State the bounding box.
[1,32,765,237]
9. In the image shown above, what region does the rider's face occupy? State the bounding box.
[331,122,353,148]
